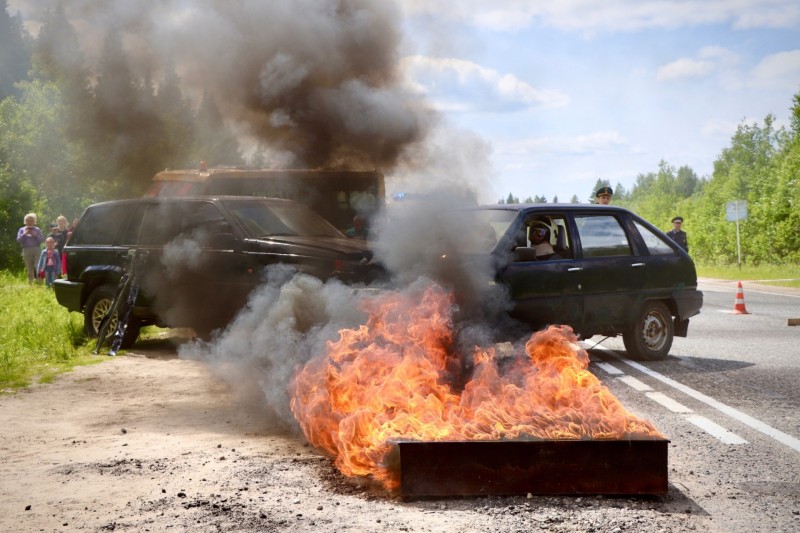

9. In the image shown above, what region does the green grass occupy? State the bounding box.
[0,270,103,391]
[1,270,176,391]
[695,262,800,289]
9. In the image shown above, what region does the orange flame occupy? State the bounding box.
[289,283,663,490]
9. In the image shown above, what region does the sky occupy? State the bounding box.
[394,0,800,202]
[7,1,800,205]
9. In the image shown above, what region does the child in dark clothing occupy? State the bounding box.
[50,216,70,275]
[49,220,67,253]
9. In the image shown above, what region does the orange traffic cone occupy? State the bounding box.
[733,281,749,314]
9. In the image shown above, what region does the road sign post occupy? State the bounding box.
[726,200,748,268]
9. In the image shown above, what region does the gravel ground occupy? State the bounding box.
[0,331,793,532]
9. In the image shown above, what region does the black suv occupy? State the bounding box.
[54,196,382,346]
[455,204,703,360]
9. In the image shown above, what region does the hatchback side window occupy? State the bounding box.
[633,221,676,255]
[576,215,632,258]
[513,214,571,262]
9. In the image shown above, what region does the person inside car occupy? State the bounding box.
[345,215,367,238]
[529,221,561,260]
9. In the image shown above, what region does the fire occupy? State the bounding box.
[289,282,663,490]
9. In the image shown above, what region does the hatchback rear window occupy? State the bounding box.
[633,220,676,255]
[454,209,517,254]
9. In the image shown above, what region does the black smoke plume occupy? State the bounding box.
[13,0,432,169]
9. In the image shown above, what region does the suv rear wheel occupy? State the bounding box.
[622,300,673,360]
[84,284,140,349]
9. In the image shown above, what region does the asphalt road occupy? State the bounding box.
[583,278,800,532]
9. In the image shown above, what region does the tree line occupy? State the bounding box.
[1,2,798,270]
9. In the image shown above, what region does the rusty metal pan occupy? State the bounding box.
[393,438,669,498]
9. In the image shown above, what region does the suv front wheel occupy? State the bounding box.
[84,284,140,349]
[622,300,673,360]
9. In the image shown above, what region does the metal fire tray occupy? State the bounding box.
[393,438,669,498]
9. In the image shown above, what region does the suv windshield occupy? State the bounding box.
[223,199,343,239]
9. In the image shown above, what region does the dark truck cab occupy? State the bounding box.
[145,166,384,232]
[55,196,383,347]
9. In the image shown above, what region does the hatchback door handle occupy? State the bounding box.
[631,262,645,268]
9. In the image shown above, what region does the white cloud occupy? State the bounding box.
[400,55,569,112]
[397,0,800,33]
[701,118,741,138]
[657,46,741,82]
[501,131,629,156]
[750,50,800,89]
[698,45,739,65]
[699,115,790,140]
[668,47,800,91]
[657,58,715,81]
[729,2,800,29]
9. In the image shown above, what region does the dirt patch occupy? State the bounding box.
[1,334,714,532]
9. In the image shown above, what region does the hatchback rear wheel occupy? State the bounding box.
[622,300,673,360]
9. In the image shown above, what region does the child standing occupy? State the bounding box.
[37,237,62,288]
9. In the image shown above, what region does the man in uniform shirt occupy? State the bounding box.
[666,216,689,252]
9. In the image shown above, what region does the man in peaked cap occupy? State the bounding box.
[666,216,689,252]
[595,186,613,204]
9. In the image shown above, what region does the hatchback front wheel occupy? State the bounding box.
[622,301,673,360]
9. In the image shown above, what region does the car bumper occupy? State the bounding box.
[54,279,84,313]
[673,288,703,320]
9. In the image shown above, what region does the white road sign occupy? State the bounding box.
[726,200,747,222]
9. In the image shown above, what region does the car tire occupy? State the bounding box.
[84,284,140,349]
[622,300,673,360]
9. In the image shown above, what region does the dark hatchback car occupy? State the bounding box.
[460,204,703,360]
[54,196,383,347]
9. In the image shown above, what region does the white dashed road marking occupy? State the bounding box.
[686,415,749,445]
[645,392,693,414]
[618,375,652,391]
[595,362,623,375]
[590,345,800,452]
